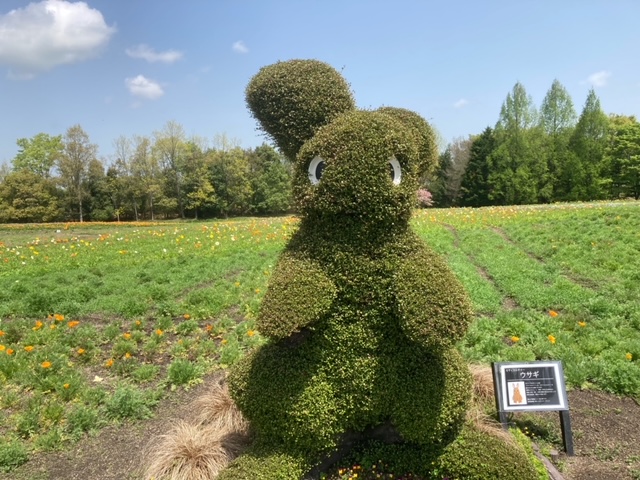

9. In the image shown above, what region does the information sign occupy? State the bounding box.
[494,361,568,412]
[492,360,573,455]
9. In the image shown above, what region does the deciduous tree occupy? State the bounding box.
[12,133,63,178]
[57,125,97,222]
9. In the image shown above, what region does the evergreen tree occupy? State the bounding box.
[569,89,609,200]
[460,127,495,207]
[539,79,577,200]
[488,83,548,204]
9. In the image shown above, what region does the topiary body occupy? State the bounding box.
[217,59,538,479]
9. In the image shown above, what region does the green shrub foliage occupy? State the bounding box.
[219,59,538,479]
[377,106,439,178]
[245,59,355,161]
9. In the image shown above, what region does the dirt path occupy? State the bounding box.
[10,376,218,480]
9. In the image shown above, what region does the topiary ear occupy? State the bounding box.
[377,107,439,178]
[246,60,355,161]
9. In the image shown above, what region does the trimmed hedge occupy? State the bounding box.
[377,106,439,178]
[245,59,355,162]
[221,59,538,479]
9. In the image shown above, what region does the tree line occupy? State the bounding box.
[2,81,639,223]
[0,121,292,223]
[429,81,640,206]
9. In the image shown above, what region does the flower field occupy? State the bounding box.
[1,201,640,474]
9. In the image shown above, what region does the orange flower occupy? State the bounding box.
[626,353,633,361]
[135,320,142,326]
[6,348,14,355]
[549,310,559,318]
[183,313,191,320]
[0,330,5,336]
[67,321,80,328]
[205,324,213,332]
[33,320,43,331]
[63,383,70,389]
[41,361,52,369]
[247,330,256,337]
[77,348,86,355]
[24,345,34,352]
[54,313,65,321]
[123,332,131,340]
[578,321,587,328]
[511,336,520,343]
[105,358,114,367]
[124,352,132,359]
[155,329,163,336]
[548,335,556,344]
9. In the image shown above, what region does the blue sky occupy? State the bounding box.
[1,0,639,165]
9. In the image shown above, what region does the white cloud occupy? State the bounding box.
[0,0,115,78]
[232,41,249,54]
[453,98,468,109]
[586,70,612,87]
[125,75,164,100]
[125,44,183,64]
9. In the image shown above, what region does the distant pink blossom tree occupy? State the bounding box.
[417,188,433,207]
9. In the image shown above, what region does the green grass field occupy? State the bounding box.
[1,202,639,473]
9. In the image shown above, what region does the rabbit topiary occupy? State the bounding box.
[217,59,539,480]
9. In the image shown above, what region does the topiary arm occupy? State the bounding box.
[395,244,473,351]
[257,252,337,340]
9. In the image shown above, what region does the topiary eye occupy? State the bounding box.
[308,156,325,185]
[388,156,402,185]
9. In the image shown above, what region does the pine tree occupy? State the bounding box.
[460,127,495,207]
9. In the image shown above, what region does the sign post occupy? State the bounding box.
[492,361,573,455]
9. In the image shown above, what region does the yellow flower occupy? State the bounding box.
[234,281,240,287]
[105,358,114,367]
[247,330,256,337]
[549,310,559,318]
[54,313,65,321]
[41,361,52,369]
[254,288,261,294]
[50,324,56,330]
[77,348,86,355]
[0,345,5,351]
[183,313,191,320]
[123,332,131,340]
[124,352,132,359]
[33,320,43,331]
[67,320,80,328]
[511,336,520,343]
[135,320,142,326]
[626,353,633,361]
[221,339,228,345]
[548,335,556,344]
[24,345,34,352]
[155,329,164,336]
[63,383,70,389]
[578,321,587,327]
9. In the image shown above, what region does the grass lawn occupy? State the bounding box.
[1,202,639,475]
